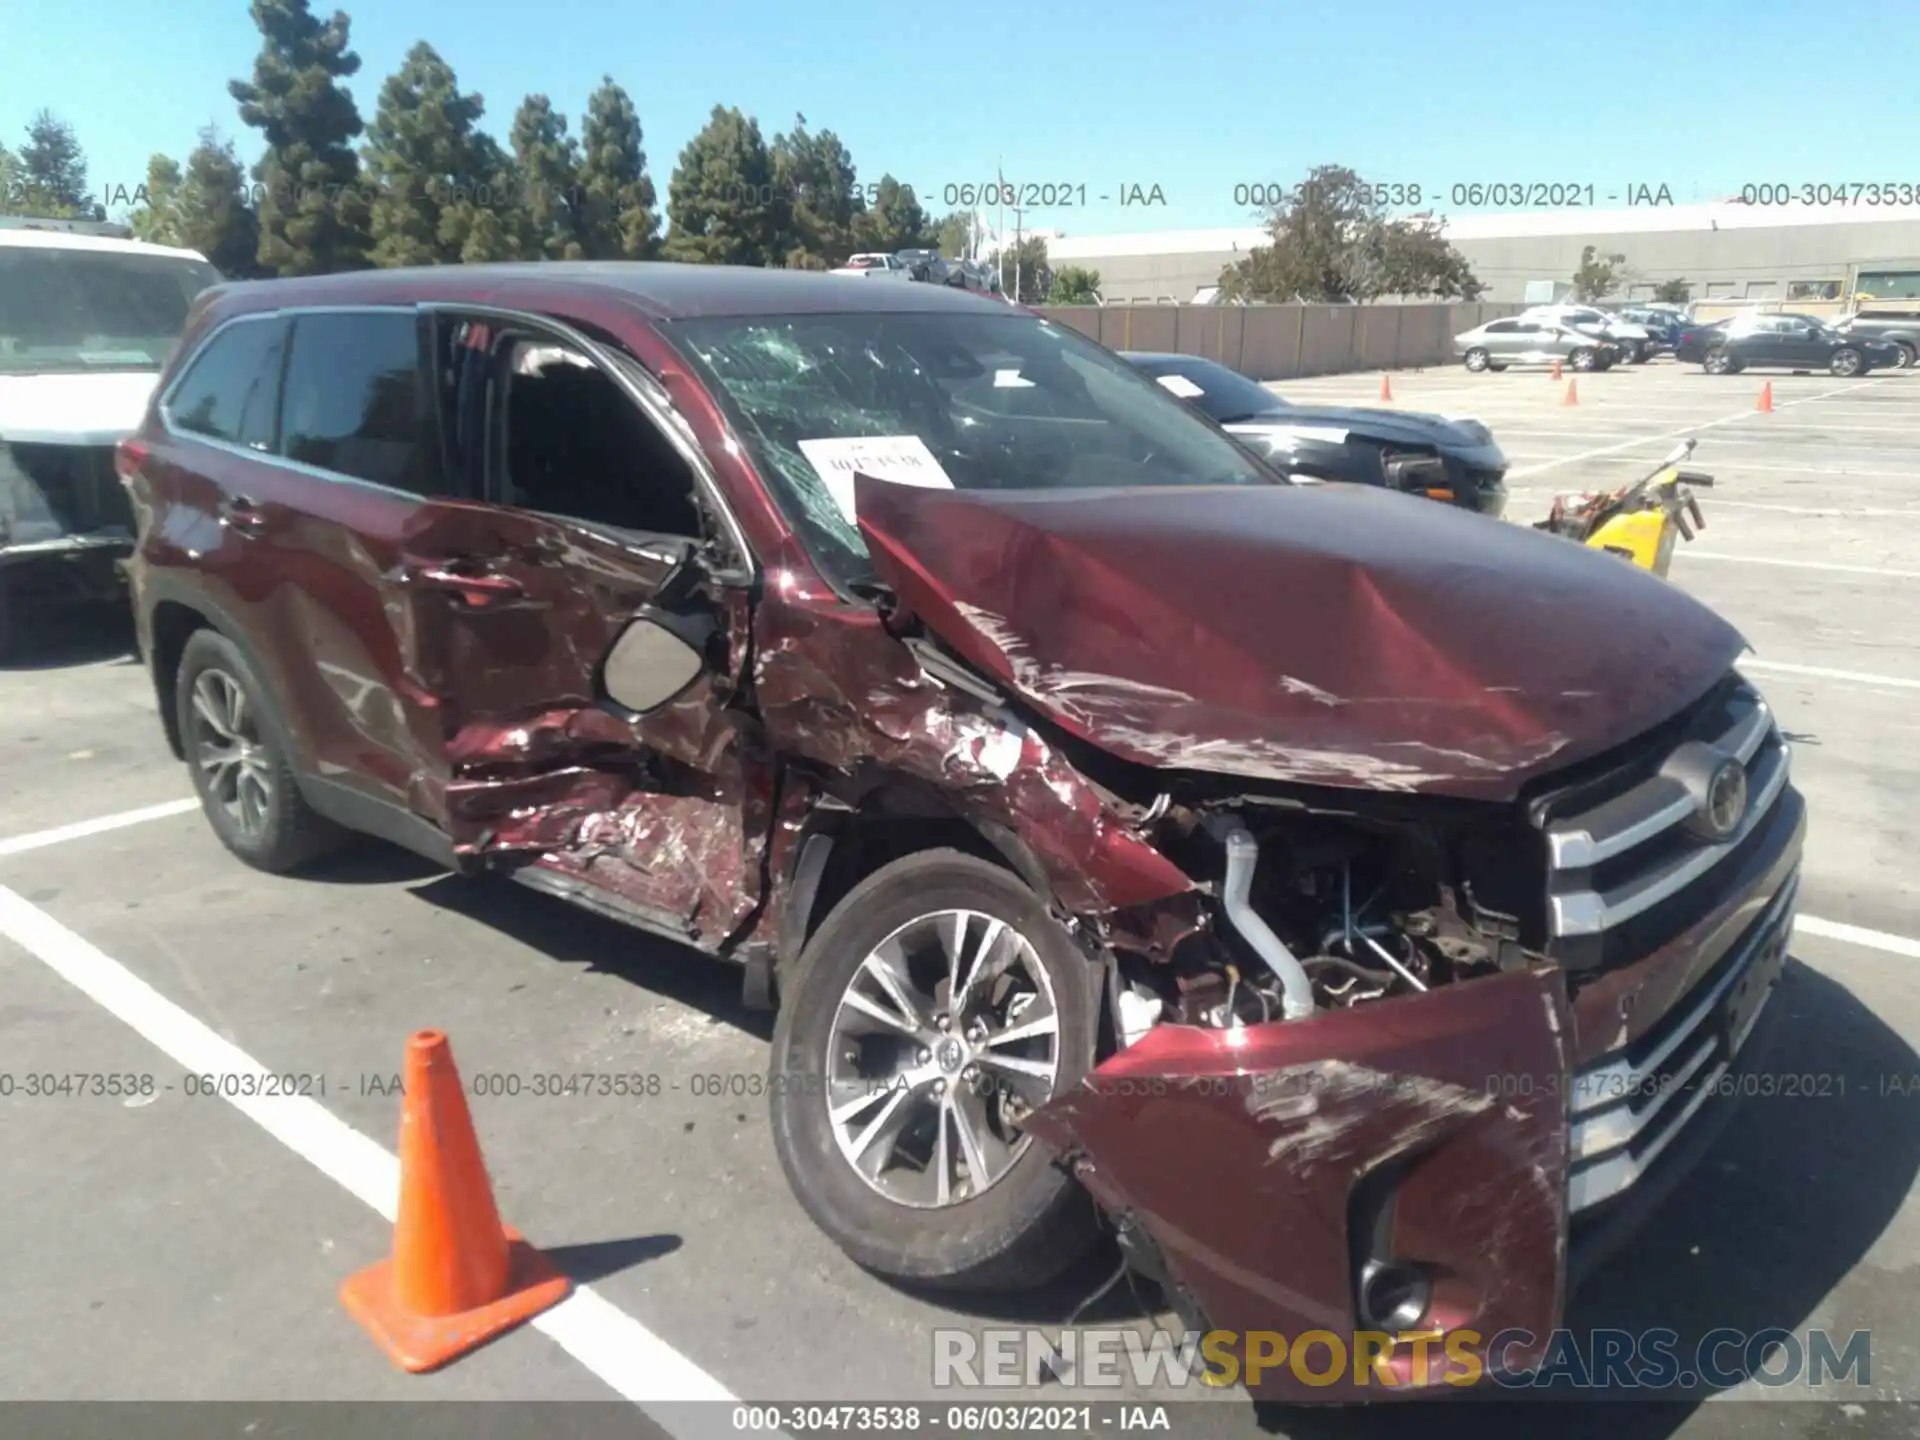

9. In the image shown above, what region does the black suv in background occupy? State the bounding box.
[1828,311,1919,368]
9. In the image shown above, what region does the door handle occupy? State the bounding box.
[219,496,268,534]
[414,563,525,606]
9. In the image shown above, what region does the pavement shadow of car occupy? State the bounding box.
[0,602,137,671]
[1249,956,1918,1437]
[403,870,775,1043]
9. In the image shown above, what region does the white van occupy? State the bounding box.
[0,221,221,657]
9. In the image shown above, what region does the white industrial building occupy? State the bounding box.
[1041,202,1920,307]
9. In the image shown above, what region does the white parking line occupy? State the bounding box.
[0,798,199,859]
[1680,500,1920,518]
[0,885,762,1433]
[1796,916,1920,961]
[1741,657,1920,690]
[1506,375,1902,479]
[1684,552,1920,579]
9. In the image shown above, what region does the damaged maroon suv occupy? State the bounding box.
[122,264,1803,1397]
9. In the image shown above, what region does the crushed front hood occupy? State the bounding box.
[855,477,1746,800]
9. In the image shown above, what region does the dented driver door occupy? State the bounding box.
[385,496,765,946]
[1023,967,1573,1400]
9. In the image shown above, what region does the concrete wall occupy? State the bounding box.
[1037,301,1524,380]
[1060,218,1920,306]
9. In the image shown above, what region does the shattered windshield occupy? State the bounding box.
[0,247,221,374]
[670,310,1274,587]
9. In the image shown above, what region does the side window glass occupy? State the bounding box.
[281,311,441,494]
[166,317,288,450]
[493,334,704,539]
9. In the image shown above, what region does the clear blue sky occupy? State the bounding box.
[3,0,1913,236]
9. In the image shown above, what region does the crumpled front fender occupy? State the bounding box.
[1024,967,1573,1400]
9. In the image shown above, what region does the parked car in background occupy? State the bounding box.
[1522,305,1655,363]
[1695,312,1894,376]
[1616,307,1683,354]
[120,265,1803,1401]
[1674,317,1730,364]
[1122,351,1509,516]
[1828,311,1919,368]
[895,249,949,284]
[829,253,915,281]
[1454,317,1620,373]
[0,223,221,659]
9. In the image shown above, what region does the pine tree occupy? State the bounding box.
[129,155,186,245]
[853,174,931,253]
[510,95,584,261]
[577,78,660,260]
[362,41,495,267]
[770,115,860,269]
[229,0,371,274]
[0,142,19,210]
[663,105,782,267]
[176,128,266,277]
[17,111,98,217]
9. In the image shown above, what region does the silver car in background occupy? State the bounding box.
[1454,317,1620,373]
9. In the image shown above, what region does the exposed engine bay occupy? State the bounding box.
[1105,800,1543,1041]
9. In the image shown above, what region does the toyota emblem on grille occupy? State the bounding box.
[1692,757,1749,842]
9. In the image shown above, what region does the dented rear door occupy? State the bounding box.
[1023,967,1572,1399]
[387,496,766,944]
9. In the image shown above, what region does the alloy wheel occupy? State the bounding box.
[189,668,274,840]
[824,908,1062,1209]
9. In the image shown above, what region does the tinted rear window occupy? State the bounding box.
[280,311,440,493]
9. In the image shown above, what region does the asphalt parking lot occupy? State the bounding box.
[3,353,1919,1440]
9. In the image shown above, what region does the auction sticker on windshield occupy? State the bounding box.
[799,434,955,521]
[1154,373,1206,399]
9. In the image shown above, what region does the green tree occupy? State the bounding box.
[129,155,186,245]
[229,0,371,274]
[174,128,266,276]
[16,111,99,217]
[1219,164,1483,302]
[1046,264,1101,304]
[452,131,528,262]
[362,41,513,267]
[0,142,19,209]
[933,209,974,259]
[510,95,584,261]
[852,174,931,252]
[663,105,782,266]
[1572,244,1623,302]
[770,115,860,269]
[1652,278,1692,303]
[577,78,661,260]
[995,235,1050,304]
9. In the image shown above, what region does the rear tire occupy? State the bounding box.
[175,629,345,873]
[1704,346,1738,375]
[1571,348,1598,372]
[768,849,1099,1291]
[1894,342,1917,369]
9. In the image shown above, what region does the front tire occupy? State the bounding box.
[1571,347,1598,372]
[1704,346,1739,375]
[1830,347,1864,377]
[1463,348,1490,372]
[175,629,344,872]
[769,849,1099,1291]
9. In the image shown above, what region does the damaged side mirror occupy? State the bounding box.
[599,609,712,715]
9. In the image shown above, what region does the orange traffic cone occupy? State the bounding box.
[1756,381,1774,413]
[340,1030,571,1372]
[1379,373,1393,401]
[1563,379,1579,406]
[1550,358,1563,380]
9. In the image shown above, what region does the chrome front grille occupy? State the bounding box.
[1542,679,1790,940]
[1567,871,1798,1213]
